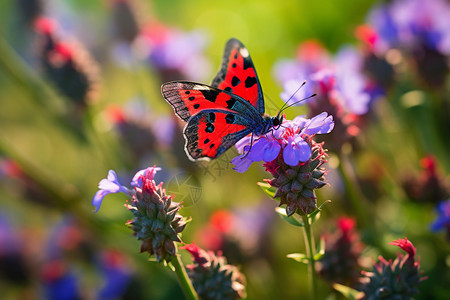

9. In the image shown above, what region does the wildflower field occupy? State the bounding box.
[0,0,449,299]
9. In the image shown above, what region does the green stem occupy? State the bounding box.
[301,214,318,300]
[172,251,199,300]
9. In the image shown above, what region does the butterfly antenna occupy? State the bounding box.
[278,81,307,113]
[279,92,317,114]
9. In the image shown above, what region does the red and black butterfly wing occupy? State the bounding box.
[161,81,260,122]
[161,81,263,160]
[183,109,255,160]
[211,38,265,115]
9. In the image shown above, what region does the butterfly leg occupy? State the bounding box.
[242,132,256,159]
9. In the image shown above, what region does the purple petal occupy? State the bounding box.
[232,155,254,173]
[247,138,268,161]
[106,170,118,181]
[283,137,311,166]
[431,200,450,232]
[292,115,308,128]
[263,140,281,162]
[302,112,335,135]
[98,178,121,193]
[92,170,131,212]
[235,136,252,153]
[430,218,446,232]
[295,138,312,162]
[283,143,300,166]
[92,190,110,213]
[131,166,161,188]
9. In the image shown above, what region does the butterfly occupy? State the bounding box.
[161,38,283,161]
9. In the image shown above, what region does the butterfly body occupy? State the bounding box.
[162,38,281,161]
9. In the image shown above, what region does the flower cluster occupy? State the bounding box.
[41,260,80,300]
[232,112,333,216]
[366,0,450,87]
[92,166,188,263]
[33,17,100,108]
[106,101,176,162]
[137,23,211,82]
[108,0,210,82]
[17,0,43,26]
[182,243,246,300]
[97,250,133,300]
[273,42,379,152]
[232,112,334,173]
[317,218,364,288]
[360,238,426,299]
[402,155,450,204]
[110,0,143,43]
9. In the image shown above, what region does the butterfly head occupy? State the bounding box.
[272,113,284,130]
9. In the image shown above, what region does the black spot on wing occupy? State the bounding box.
[231,76,241,87]
[225,114,235,124]
[205,123,215,133]
[210,143,215,149]
[232,63,237,68]
[200,89,217,102]
[226,98,237,108]
[245,76,257,88]
[224,87,233,93]
[207,112,216,122]
[204,138,210,144]
[188,96,195,100]
[185,91,190,94]
[193,104,200,109]
[243,58,253,70]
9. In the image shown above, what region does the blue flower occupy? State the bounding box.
[92,167,162,212]
[232,113,334,173]
[283,135,311,166]
[130,166,161,188]
[92,170,131,212]
[368,0,450,55]
[334,47,373,115]
[97,250,132,300]
[42,261,80,300]
[430,199,450,232]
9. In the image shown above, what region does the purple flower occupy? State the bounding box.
[0,214,21,255]
[274,40,387,120]
[366,4,399,54]
[334,47,373,115]
[92,166,161,212]
[300,112,335,135]
[41,260,80,300]
[232,113,334,173]
[430,199,450,232]
[92,170,130,212]
[368,0,450,55]
[130,166,161,188]
[97,250,132,300]
[137,26,211,81]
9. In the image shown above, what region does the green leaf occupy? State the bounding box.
[317,236,325,255]
[166,261,176,272]
[332,283,361,300]
[257,182,277,198]
[313,237,325,260]
[317,200,332,210]
[275,207,304,227]
[287,253,309,264]
[308,200,332,224]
